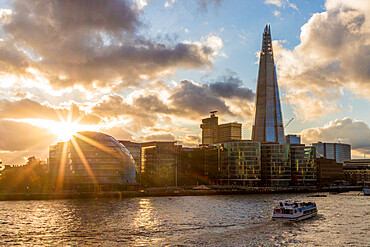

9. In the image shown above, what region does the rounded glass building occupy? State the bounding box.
[65,132,137,191]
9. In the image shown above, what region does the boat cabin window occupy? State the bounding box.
[282,209,293,214]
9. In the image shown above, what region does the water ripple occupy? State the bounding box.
[0,192,368,246]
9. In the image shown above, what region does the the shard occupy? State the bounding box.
[252,25,285,143]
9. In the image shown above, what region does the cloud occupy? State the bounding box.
[177,134,201,147]
[0,120,57,152]
[283,92,342,122]
[264,0,299,11]
[141,133,176,142]
[91,72,255,128]
[265,0,282,7]
[164,0,177,8]
[133,94,177,114]
[0,40,29,74]
[273,0,370,121]
[0,0,216,90]
[209,73,255,100]
[0,99,101,124]
[139,132,200,147]
[91,94,158,131]
[273,10,281,17]
[99,126,134,140]
[170,80,234,117]
[300,117,370,155]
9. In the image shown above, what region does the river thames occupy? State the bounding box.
[0,191,368,246]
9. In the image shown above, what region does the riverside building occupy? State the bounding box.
[343,159,370,186]
[48,132,137,192]
[312,142,351,164]
[261,142,291,187]
[140,141,178,187]
[252,25,285,144]
[316,157,344,186]
[290,144,317,186]
[216,141,261,186]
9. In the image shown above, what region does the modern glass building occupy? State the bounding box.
[290,144,317,185]
[140,141,178,187]
[216,141,261,186]
[261,143,291,187]
[252,25,285,143]
[49,132,137,192]
[312,142,351,164]
[286,134,301,144]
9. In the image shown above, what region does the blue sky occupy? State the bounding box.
[0,0,369,164]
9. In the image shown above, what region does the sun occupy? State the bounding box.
[55,121,80,142]
[52,120,99,142]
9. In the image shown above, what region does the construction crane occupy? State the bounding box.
[284,117,294,128]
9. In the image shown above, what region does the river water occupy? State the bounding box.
[0,191,368,246]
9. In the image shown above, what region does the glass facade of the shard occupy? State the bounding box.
[252,25,285,143]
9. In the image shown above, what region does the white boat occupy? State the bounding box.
[272,201,317,222]
[363,188,370,196]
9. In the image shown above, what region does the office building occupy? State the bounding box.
[304,146,317,185]
[218,123,242,143]
[343,159,370,186]
[200,111,219,145]
[140,141,178,187]
[261,143,291,186]
[177,146,218,186]
[286,134,301,144]
[216,141,261,186]
[200,112,242,145]
[290,144,316,185]
[252,25,285,143]
[312,142,351,164]
[316,157,343,186]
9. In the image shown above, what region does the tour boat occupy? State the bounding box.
[363,188,370,196]
[272,201,317,222]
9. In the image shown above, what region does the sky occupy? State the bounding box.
[0,0,369,165]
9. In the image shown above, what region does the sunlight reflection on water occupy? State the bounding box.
[0,192,368,246]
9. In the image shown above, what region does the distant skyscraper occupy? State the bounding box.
[200,111,242,145]
[286,134,301,144]
[252,25,285,143]
[312,142,351,164]
[200,111,219,145]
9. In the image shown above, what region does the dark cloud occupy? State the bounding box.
[53,0,140,32]
[1,0,215,89]
[209,73,255,100]
[0,40,29,74]
[91,94,157,131]
[134,95,176,114]
[0,99,101,124]
[170,80,234,117]
[0,120,57,151]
